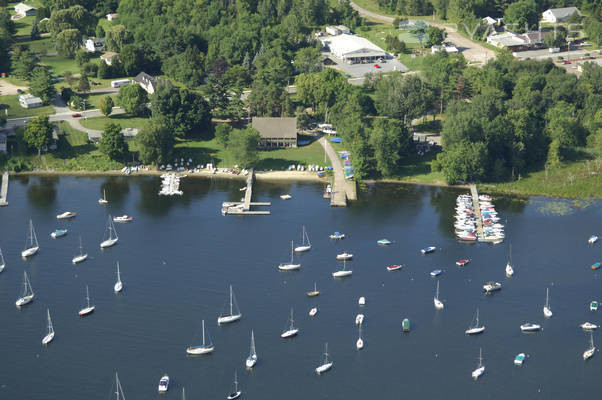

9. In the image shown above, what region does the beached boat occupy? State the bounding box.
[421,246,436,254]
[42,308,55,345]
[402,318,410,332]
[281,309,299,338]
[543,288,553,318]
[589,235,598,244]
[336,252,353,261]
[483,281,502,293]
[434,281,444,310]
[22,219,39,258]
[583,333,595,360]
[114,262,123,293]
[315,343,333,375]
[158,375,169,393]
[51,228,68,238]
[377,238,392,245]
[355,314,364,325]
[278,241,301,271]
[356,324,364,350]
[307,282,320,297]
[456,259,470,266]
[520,323,541,332]
[57,211,76,219]
[581,322,598,331]
[430,269,442,277]
[100,216,119,248]
[590,301,598,311]
[332,259,352,278]
[294,226,311,252]
[330,232,345,240]
[218,285,242,324]
[226,371,241,400]
[465,308,485,335]
[471,348,485,380]
[387,264,402,271]
[72,236,88,264]
[113,215,133,223]
[246,330,257,368]
[309,307,318,317]
[186,320,214,354]
[98,189,108,204]
[16,271,34,307]
[514,353,526,366]
[78,285,95,317]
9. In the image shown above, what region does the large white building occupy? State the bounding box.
[321,34,386,64]
[542,7,581,23]
[14,3,36,17]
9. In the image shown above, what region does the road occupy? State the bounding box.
[349,1,496,66]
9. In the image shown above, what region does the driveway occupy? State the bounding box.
[0,79,28,96]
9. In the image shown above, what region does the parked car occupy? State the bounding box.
[373,64,381,68]
[72,113,81,117]
[562,60,571,64]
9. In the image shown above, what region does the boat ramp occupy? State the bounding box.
[221,169,271,215]
[0,172,8,206]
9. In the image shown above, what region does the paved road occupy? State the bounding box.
[349,1,496,66]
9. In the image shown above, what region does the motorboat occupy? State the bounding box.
[158,375,169,393]
[294,225,311,252]
[217,285,242,324]
[336,252,353,261]
[16,271,34,307]
[246,330,257,368]
[355,314,364,325]
[279,241,301,271]
[315,343,333,375]
[387,264,402,271]
[590,301,598,311]
[78,286,95,317]
[402,318,410,332]
[465,308,485,335]
[51,229,68,238]
[483,281,502,293]
[113,215,133,223]
[471,348,485,380]
[589,235,599,244]
[280,194,292,200]
[591,262,601,270]
[330,232,345,240]
[581,322,598,331]
[358,296,366,305]
[309,307,318,317]
[514,353,526,366]
[421,246,436,254]
[186,320,214,354]
[520,323,541,332]
[430,269,442,277]
[281,309,299,338]
[57,211,76,219]
[456,259,470,267]
[377,238,391,245]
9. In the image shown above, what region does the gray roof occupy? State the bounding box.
[545,7,581,19]
[252,117,297,139]
[134,72,157,86]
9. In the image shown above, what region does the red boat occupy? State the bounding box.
[387,265,402,271]
[456,259,470,266]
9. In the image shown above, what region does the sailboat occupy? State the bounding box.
[294,225,311,252]
[471,348,485,380]
[315,343,333,374]
[278,241,301,271]
[21,219,39,258]
[281,308,299,338]
[98,189,108,204]
[332,258,352,278]
[306,282,320,297]
[0,247,5,272]
[434,280,444,310]
[245,330,257,368]
[465,308,485,334]
[16,271,35,307]
[113,372,126,400]
[100,215,119,248]
[79,285,95,317]
[583,332,596,360]
[356,324,364,350]
[114,262,123,293]
[506,243,514,276]
[543,288,553,318]
[72,236,88,264]
[226,370,241,400]
[218,285,242,324]
[186,320,214,354]
[42,308,55,345]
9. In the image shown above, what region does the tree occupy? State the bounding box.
[30,20,40,40]
[99,123,129,161]
[12,46,39,79]
[105,24,132,52]
[136,122,174,165]
[0,33,10,74]
[56,29,82,58]
[24,115,52,156]
[162,45,205,87]
[294,47,321,74]
[215,123,232,147]
[118,84,148,116]
[543,29,566,49]
[227,128,260,167]
[64,70,75,87]
[438,141,488,184]
[30,67,57,104]
[77,73,90,94]
[374,74,432,124]
[74,49,90,66]
[503,0,538,33]
[426,26,446,48]
[48,5,94,37]
[99,96,114,117]
[369,118,408,177]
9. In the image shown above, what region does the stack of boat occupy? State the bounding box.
[159,174,183,196]
[479,195,504,242]
[454,194,477,241]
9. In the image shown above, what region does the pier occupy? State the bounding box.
[469,184,484,240]
[318,137,357,207]
[221,169,271,215]
[0,172,8,206]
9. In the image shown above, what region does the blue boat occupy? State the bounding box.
[51,229,68,239]
[377,239,392,245]
[421,246,436,254]
[430,269,442,277]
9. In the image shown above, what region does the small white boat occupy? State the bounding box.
[42,308,55,345]
[186,320,214,354]
[309,307,318,317]
[158,375,169,393]
[483,281,502,293]
[281,309,299,338]
[358,296,366,305]
[113,215,133,223]
[377,239,392,245]
[465,308,485,335]
[356,324,364,350]
[280,194,292,200]
[226,370,241,400]
[421,246,436,254]
[581,322,598,331]
[387,264,402,271]
[471,348,485,380]
[355,313,364,325]
[72,236,88,264]
[505,243,514,276]
[336,252,353,261]
[333,259,352,278]
[22,219,39,258]
[57,211,76,219]
[520,323,541,332]
[246,330,258,368]
[279,241,301,271]
[114,262,123,293]
[584,333,595,360]
[315,343,333,374]
[434,281,444,310]
[294,225,311,252]
[100,216,119,248]
[51,228,68,238]
[16,271,35,307]
[514,353,526,366]
[590,301,598,311]
[0,248,5,272]
[98,189,108,204]
[78,285,95,317]
[430,269,442,277]
[330,232,345,240]
[589,235,599,244]
[217,285,242,324]
[543,288,553,318]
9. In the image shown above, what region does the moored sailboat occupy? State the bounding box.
[583,333,596,360]
[281,308,299,338]
[114,262,123,293]
[332,259,352,278]
[72,236,88,264]
[78,285,95,317]
[465,308,485,335]
[543,288,553,318]
[21,219,39,258]
[306,282,319,297]
[217,285,242,324]
[16,271,35,307]
[226,371,241,400]
[186,320,214,354]
[100,216,119,248]
[294,225,311,252]
[471,348,485,380]
[278,241,301,271]
[246,330,257,368]
[98,189,108,204]
[356,324,364,350]
[434,280,444,310]
[42,308,55,345]
[0,247,5,272]
[506,243,514,276]
[112,372,126,400]
[315,343,333,374]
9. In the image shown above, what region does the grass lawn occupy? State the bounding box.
[39,54,101,77]
[355,21,421,55]
[80,114,151,131]
[16,37,55,55]
[85,92,118,109]
[12,16,35,36]
[0,94,55,119]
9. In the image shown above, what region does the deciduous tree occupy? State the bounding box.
[227,128,260,167]
[136,122,174,165]
[118,84,148,116]
[30,67,57,104]
[99,123,129,161]
[99,96,114,117]
[24,115,53,156]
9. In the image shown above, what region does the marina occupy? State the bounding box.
[221,169,271,215]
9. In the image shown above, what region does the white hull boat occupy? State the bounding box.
[187,320,214,354]
[279,241,300,271]
[465,308,485,335]
[78,286,95,317]
[42,308,55,345]
[336,252,353,261]
[581,322,598,331]
[355,314,364,325]
[98,189,108,204]
[226,371,241,400]
[514,353,526,365]
[100,216,119,248]
[158,375,169,393]
[584,333,595,360]
[246,330,257,368]
[114,262,123,293]
[543,288,553,318]
[309,307,318,317]
[471,348,485,380]
[434,281,444,310]
[281,309,299,338]
[315,343,333,374]
[520,323,541,332]
[294,225,311,252]
[16,271,35,307]
[217,285,242,324]
[0,248,5,272]
[22,219,39,258]
[57,211,77,219]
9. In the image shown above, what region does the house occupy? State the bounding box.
[325,25,350,36]
[106,13,118,21]
[482,16,497,25]
[432,43,459,54]
[100,51,119,65]
[133,72,158,94]
[0,132,7,153]
[18,94,43,109]
[85,38,106,53]
[320,34,387,64]
[542,7,581,23]
[252,117,297,149]
[487,32,527,50]
[121,128,139,140]
[14,3,36,17]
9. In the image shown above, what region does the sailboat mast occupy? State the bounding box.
[250,330,255,355]
[201,320,206,346]
[290,309,294,329]
[546,288,549,307]
[325,343,329,363]
[86,286,90,308]
[117,262,121,282]
[234,370,238,392]
[229,285,233,316]
[476,308,479,325]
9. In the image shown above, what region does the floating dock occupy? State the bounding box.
[469,184,484,240]
[221,169,271,215]
[0,172,8,206]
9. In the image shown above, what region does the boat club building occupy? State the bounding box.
[252,117,297,149]
[321,34,387,64]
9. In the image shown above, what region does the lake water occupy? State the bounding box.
[0,176,600,399]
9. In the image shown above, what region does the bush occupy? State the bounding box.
[81,62,98,77]
[7,158,31,172]
[61,87,74,103]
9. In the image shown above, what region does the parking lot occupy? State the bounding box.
[324,52,409,78]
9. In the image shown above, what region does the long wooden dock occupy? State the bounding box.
[0,172,8,206]
[221,169,271,215]
[469,184,484,240]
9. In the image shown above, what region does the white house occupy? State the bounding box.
[106,13,118,21]
[85,38,106,52]
[542,7,581,23]
[325,25,350,36]
[100,51,118,65]
[432,43,459,54]
[133,72,158,94]
[14,3,36,17]
[18,94,43,109]
[487,32,526,49]
[321,34,386,64]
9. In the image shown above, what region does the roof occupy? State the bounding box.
[323,34,386,57]
[544,7,581,19]
[252,117,297,139]
[87,37,106,44]
[15,2,35,12]
[18,94,42,104]
[101,51,118,59]
[487,32,526,47]
[134,72,157,86]
[482,17,497,25]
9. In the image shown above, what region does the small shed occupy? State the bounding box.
[14,3,36,17]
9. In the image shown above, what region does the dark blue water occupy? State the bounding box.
[0,176,600,399]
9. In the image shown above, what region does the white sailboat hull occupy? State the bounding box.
[309,307,318,317]
[42,332,55,345]
[315,362,333,374]
[186,345,214,355]
[278,263,301,271]
[520,324,541,332]
[294,245,311,252]
[246,355,257,368]
[218,314,242,324]
[227,391,242,400]
[98,199,108,204]
[100,238,118,248]
[21,247,39,258]
[0,263,5,272]
[472,366,485,379]
[465,326,486,335]
[356,338,364,350]
[333,270,352,278]
[281,329,299,338]
[72,254,88,264]
[584,347,595,360]
[355,314,364,325]
[506,263,514,276]
[114,281,123,293]
[434,298,444,310]
[16,294,34,307]
[543,306,553,318]
[79,306,95,317]
[336,253,353,260]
